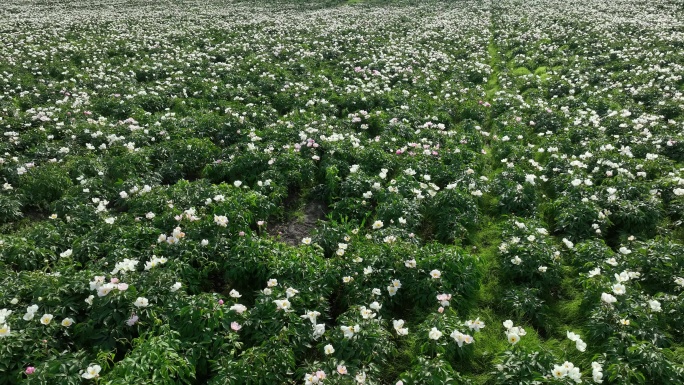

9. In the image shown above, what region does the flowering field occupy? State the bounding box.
[1,0,683,383]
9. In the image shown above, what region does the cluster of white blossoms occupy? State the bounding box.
[450,329,474,347]
[503,320,526,345]
[465,318,485,332]
[303,370,326,385]
[336,242,348,256]
[213,215,229,227]
[341,324,361,339]
[110,258,139,275]
[566,331,587,352]
[144,255,168,270]
[591,362,604,383]
[158,226,186,244]
[0,304,75,338]
[551,361,582,383]
[23,304,39,321]
[359,306,376,320]
[387,279,402,296]
[90,276,127,297]
[301,310,325,339]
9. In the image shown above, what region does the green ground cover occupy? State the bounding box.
[1,0,683,383]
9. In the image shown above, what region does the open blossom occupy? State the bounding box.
[393,319,409,335]
[0,309,12,324]
[126,314,139,326]
[592,362,604,383]
[170,282,182,292]
[576,339,587,352]
[466,318,485,332]
[372,220,383,229]
[507,332,520,345]
[144,255,167,270]
[40,314,54,325]
[313,324,325,339]
[436,293,451,307]
[61,318,74,327]
[286,287,299,298]
[428,327,442,340]
[97,283,118,297]
[601,292,617,305]
[133,297,149,308]
[231,322,241,331]
[301,310,321,324]
[214,215,229,227]
[231,304,248,313]
[675,277,684,288]
[0,324,10,337]
[324,344,335,355]
[82,365,101,379]
[612,283,626,295]
[359,306,376,319]
[404,259,416,268]
[430,269,441,279]
[341,324,360,339]
[562,238,574,249]
[503,320,525,345]
[604,257,618,266]
[273,299,291,311]
[648,299,662,312]
[450,329,474,347]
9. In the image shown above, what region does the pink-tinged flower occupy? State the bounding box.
[110,277,119,284]
[438,307,444,313]
[231,322,241,331]
[337,365,348,375]
[126,314,139,326]
[218,299,224,305]
[25,367,36,375]
[239,231,245,236]
[117,283,128,291]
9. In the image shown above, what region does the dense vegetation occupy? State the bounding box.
[1,0,683,383]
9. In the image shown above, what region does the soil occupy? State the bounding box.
[267,200,328,246]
